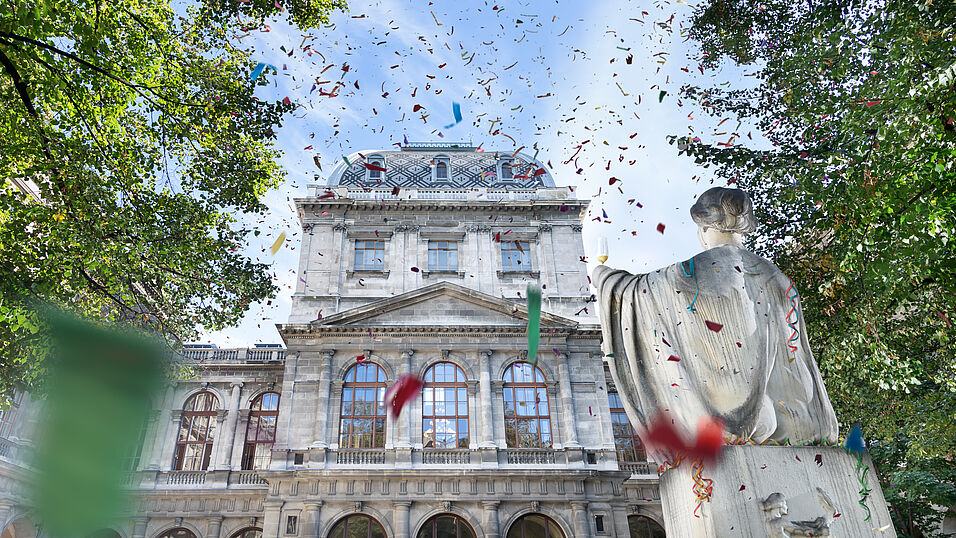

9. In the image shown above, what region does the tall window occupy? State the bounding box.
[354,240,385,271]
[503,362,551,448]
[229,529,263,538]
[422,362,468,449]
[0,390,23,438]
[609,392,646,462]
[158,530,197,538]
[501,160,513,179]
[173,391,219,471]
[435,157,450,179]
[628,516,665,538]
[417,514,477,538]
[506,514,565,538]
[368,156,384,180]
[328,515,386,538]
[501,241,531,271]
[428,240,459,271]
[242,392,280,470]
[340,363,387,448]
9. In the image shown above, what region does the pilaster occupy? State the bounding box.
[571,501,591,538]
[393,501,412,538]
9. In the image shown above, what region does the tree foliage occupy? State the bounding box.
[675,1,956,534]
[0,0,345,393]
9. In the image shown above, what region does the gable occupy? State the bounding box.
[314,281,577,329]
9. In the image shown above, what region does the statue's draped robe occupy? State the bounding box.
[593,245,838,452]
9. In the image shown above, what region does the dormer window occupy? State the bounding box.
[433,156,450,180]
[367,154,385,182]
[500,159,513,180]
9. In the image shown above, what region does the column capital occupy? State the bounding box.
[320,349,336,360]
[208,515,225,523]
[231,381,244,389]
[570,500,590,510]
[393,500,413,509]
[479,349,494,358]
[304,500,325,508]
[481,500,501,509]
[401,349,415,360]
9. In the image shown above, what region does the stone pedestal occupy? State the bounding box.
[659,445,895,537]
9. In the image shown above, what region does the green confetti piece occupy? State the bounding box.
[342,155,352,167]
[659,90,668,102]
[526,284,541,365]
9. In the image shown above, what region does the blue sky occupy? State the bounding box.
[202,0,757,347]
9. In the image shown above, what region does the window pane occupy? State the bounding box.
[524,516,547,538]
[436,516,457,537]
[345,516,369,538]
[503,389,515,417]
[428,249,437,270]
[423,388,434,416]
[537,388,549,415]
[423,419,435,447]
[458,419,469,447]
[457,388,467,416]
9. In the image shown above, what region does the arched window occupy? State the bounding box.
[417,514,477,538]
[86,530,121,538]
[328,514,386,538]
[434,156,450,179]
[368,155,385,180]
[500,160,513,179]
[230,528,263,538]
[609,392,645,462]
[502,362,551,448]
[422,362,468,449]
[158,529,198,538]
[506,514,565,538]
[340,362,387,448]
[628,515,665,538]
[173,391,219,471]
[242,392,279,470]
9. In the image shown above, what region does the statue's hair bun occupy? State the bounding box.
[689,187,757,234]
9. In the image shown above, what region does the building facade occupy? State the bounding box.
[0,143,666,538]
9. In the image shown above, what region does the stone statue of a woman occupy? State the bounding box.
[592,187,838,451]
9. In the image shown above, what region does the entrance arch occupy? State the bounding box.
[628,515,665,537]
[327,514,386,538]
[416,513,477,538]
[505,514,565,538]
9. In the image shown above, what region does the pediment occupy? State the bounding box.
[314,281,578,329]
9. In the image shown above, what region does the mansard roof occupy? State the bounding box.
[326,142,555,189]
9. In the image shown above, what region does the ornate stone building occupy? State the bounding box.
[0,143,666,538]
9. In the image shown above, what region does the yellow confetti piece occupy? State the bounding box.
[52,213,65,222]
[270,232,286,255]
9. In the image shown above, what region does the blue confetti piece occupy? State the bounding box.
[845,424,865,455]
[443,102,463,129]
[250,62,266,82]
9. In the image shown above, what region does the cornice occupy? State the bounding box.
[278,325,599,338]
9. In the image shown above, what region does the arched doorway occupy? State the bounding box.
[230,528,263,538]
[328,514,386,538]
[158,529,197,538]
[506,514,565,538]
[416,513,476,538]
[0,518,38,538]
[628,515,665,538]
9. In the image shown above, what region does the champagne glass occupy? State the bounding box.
[598,237,609,264]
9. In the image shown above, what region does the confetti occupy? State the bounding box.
[704,320,723,333]
[526,284,541,365]
[384,374,424,419]
[269,232,286,255]
[657,223,666,234]
[443,102,463,129]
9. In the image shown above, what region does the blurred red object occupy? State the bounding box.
[384,374,424,419]
[642,413,724,464]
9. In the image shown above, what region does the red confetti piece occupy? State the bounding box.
[356,354,365,365]
[657,223,666,234]
[364,162,387,172]
[411,267,420,272]
[384,374,424,419]
[705,320,723,333]
[815,454,823,467]
[391,186,401,195]
[667,355,681,362]
[736,342,742,348]
[795,455,801,462]
[739,485,746,491]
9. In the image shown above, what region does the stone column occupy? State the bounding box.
[215,382,243,470]
[478,350,495,448]
[397,350,415,449]
[312,350,335,448]
[130,517,149,538]
[393,501,412,538]
[207,515,224,538]
[303,500,323,538]
[145,385,174,470]
[262,499,285,538]
[160,410,182,470]
[211,409,228,470]
[482,501,500,538]
[557,352,580,447]
[571,501,591,538]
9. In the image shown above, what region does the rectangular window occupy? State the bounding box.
[428,240,459,271]
[501,240,531,271]
[286,515,298,535]
[595,515,605,532]
[353,240,385,271]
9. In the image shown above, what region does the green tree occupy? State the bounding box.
[0,0,345,393]
[673,1,956,534]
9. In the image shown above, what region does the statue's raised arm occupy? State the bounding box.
[592,187,838,452]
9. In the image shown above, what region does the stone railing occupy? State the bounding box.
[422,449,472,465]
[232,471,268,486]
[179,347,286,363]
[505,449,558,465]
[620,461,654,475]
[335,449,387,465]
[166,471,206,485]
